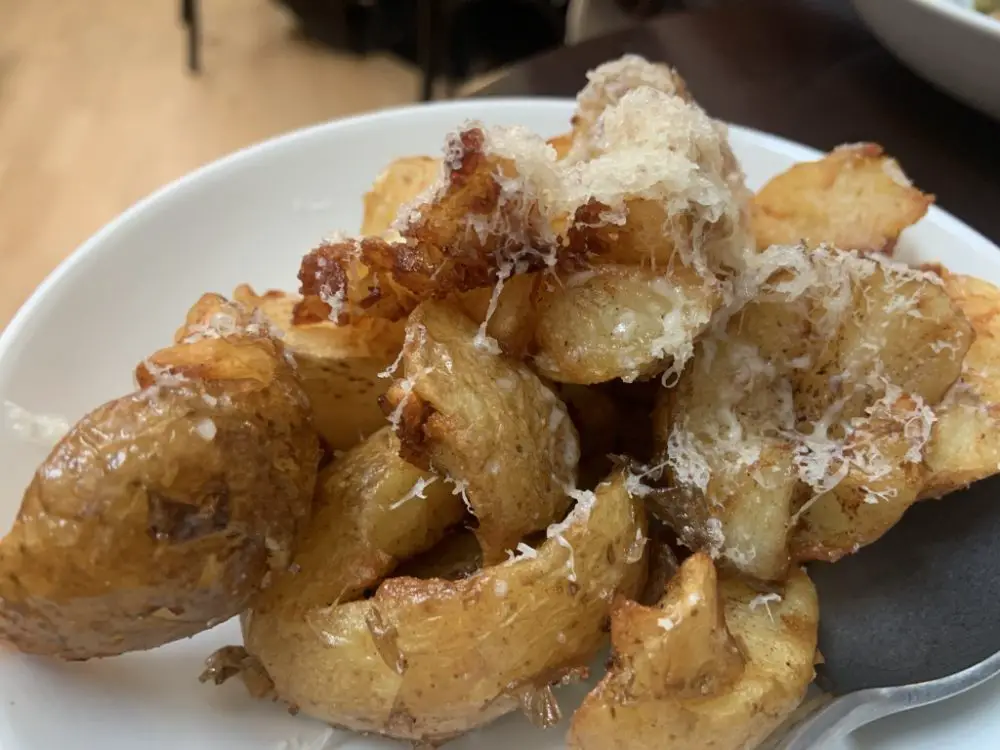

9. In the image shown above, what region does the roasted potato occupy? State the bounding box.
[296,126,567,326]
[0,296,319,659]
[361,155,442,238]
[232,284,403,451]
[922,273,1000,498]
[234,470,646,743]
[357,135,570,245]
[298,81,750,350]
[655,245,972,577]
[456,272,541,359]
[382,300,579,564]
[203,426,463,705]
[533,265,717,384]
[569,554,819,750]
[751,143,933,253]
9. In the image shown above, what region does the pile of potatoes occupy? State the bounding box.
[4,55,999,750]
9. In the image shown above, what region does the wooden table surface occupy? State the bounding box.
[479,0,1000,246]
[482,0,1000,699]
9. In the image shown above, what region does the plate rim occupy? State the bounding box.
[2,96,998,364]
[3,96,1000,750]
[909,0,1000,39]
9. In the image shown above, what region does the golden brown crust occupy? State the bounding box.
[751,143,934,254]
[0,298,319,659]
[238,470,646,743]
[361,155,442,238]
[296,126,570,327]
[922,272,1000,498]
[569,555,818,750]
[383,301,579,564]
[233,284,404,451]
[532,264,719,385]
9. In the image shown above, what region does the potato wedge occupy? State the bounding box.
[239,471,646,743]
[751,143,933,253]
[655,245,972,576]
[232,285,403,451]
[922,273,1000,498]
[569,554,818,750]
[362,155,442,238]
[0,299,319,659]
[790,395,926,561]
[209,426,464,698]
[383,300,579,564]
[533,265,718,384]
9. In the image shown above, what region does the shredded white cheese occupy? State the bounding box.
[389,476,437,510]
[506,542,539,562]
[749,592,782,623]
[194,418,217,441]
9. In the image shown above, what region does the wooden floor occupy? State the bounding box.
[0,0,420,328]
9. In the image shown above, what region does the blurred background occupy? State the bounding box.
[0,0,701,327]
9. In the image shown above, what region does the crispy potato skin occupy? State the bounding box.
[0,316,319,659]
[233,285,404,451]
[297,128,568,326]
[751,143,933,253]
[361,155,441,238]
[923,273,1000,498]
[384,301,579,564]
[569,555,818,750]
[244,472,646,743]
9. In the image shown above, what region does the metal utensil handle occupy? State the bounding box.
[770,650,1000,750]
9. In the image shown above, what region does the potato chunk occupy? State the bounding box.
[569,553,818,750]
[752,143,933,253]
[655,245,972,577]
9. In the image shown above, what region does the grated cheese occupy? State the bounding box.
[445,475,474,513]
[749,592,782,623]
[506,542,539,562]
[194,418,217,441]
[386,365,433,430]
[389,476,438,510]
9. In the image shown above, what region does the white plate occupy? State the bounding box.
[1,99,999,750]
[852,0,1000,121]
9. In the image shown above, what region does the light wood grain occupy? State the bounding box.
[0,0,418,329]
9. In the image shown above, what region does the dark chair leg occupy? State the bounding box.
[418,0,438,101]
[181,0,201,74]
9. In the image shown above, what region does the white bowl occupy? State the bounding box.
[3,99,1000,750]
[853,0,1000,120]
